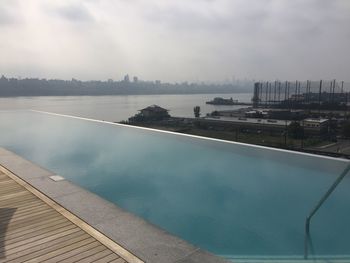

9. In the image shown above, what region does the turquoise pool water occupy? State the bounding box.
[0,110,349,261]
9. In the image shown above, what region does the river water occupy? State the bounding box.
[0,93,252,122]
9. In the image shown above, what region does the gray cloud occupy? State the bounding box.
[52,3,94,23]
[0,3,21,26]
[0,0,349,83]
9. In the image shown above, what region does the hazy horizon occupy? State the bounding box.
[1,0,349,82]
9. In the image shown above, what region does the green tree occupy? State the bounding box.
[342,121,350,137]
[288,121,304,139]
[194,106,201,118]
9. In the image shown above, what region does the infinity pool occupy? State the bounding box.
[0,110,349,261]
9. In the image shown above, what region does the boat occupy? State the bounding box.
[206,97,238,105]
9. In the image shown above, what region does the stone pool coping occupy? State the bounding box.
[0,147,229,263]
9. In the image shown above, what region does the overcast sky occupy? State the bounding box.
[0,0,349,82]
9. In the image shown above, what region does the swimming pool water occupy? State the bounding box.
[0,110,349,261]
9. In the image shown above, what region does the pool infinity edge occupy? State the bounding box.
[0,147,229,263]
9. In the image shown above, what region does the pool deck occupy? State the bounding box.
[0,147,229,263]
[0,168,131,263]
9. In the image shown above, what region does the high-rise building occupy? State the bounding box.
[124,74,130,82]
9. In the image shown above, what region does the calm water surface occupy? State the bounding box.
[0,110,349,261]
[0,93,251,121]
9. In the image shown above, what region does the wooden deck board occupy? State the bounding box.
[24,238,97,263]
[0,204,51,221]
[4,212,63,231]
[109,258,127,263]
[74,250,114,263]
[93,253,121,263]
[43,241,101,263]
[59,244,108,263]
[0,193,37,206]
[3,221,73,245]
[0,219,69,241]
[4,233,91,262]
[0,168,141,263]
[0,217,66,238]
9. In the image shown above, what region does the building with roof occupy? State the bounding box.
[302,118,329,135]
[129,105,170,122]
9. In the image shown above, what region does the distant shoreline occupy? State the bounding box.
[0,91,252,98]
[0,76,253,97]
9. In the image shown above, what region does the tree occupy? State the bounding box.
[194,106,201,118]
[288,121,304,139]
[342,121,350,138]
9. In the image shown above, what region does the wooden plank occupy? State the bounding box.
[0,190,31,201]
[0,190,25,198]
[0,175,11,182]
[10,238,94,263]
[74,250,114,263]
[0,201,47,217]
[4,233,90,261]
[0,195,38,207]
[23,238,97,263]
[0,185,22,194]
[93,253,121,263]
[4,212,61,230]
[3,209,58,224]
[0,180,19,187]
[1,203,50,220]
[109,258,127,263]
[1,221,70,244]
[57,244,108,263]
[0,182,18,190]
[0,179,12,185]
[0,217,68,241]
[0,200,42,212]
[2,221,72,244]
[4,227,82,255]
[0,193,35,206]
[44,241,101,263]
[0,203,49,221]
[0,199,43,211]
[1,224,77,250]
[0,216,65,238]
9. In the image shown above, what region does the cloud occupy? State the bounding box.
[0,2,21,26]
[0,0,349,82]
[50,3,94,23]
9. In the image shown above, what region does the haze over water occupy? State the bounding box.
[0,93,252,122]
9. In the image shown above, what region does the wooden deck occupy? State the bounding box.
[0,168,140,263]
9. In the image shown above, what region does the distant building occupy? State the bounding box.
[129,105,170,122]
[252,82,260,107]
[302,118,329,135]
[133,76,138,83]
[290,94,305,101]
[123,74,130,82]
[140,105,169,118]
[201,116,290,135]
[245,109,267,118]
[267,109,305,120]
